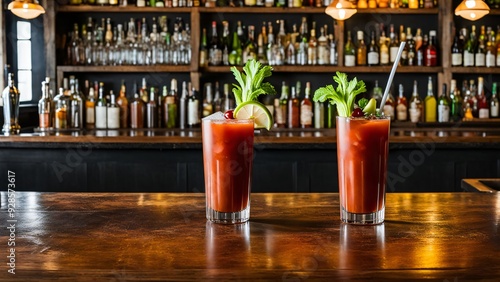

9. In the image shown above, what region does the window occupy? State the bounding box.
[17,21,32,102]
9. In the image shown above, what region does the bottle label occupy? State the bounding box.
[314,103,324,128]
[107,107,120,129]
[486,53,495,67]
[383,105,394,119]
[438,105,450,122]
[188,100,200,125]
[451,53,462,66]
[86,107,95,124]
[479,108,489,119]
[344,55,355,67]
[475,53,485,67]
[396,104,407,121]
[166,96,176,104]
[464,51,474,66]
[368,51,379,65]
[300,104,313,126]
[318,46,327,65]
[491,103,499,117]
[39,113,50,129]
[95,106,107,129]
[381,52,389,65]
[275,105,285,125]
[390,47,399,62]
[409,102,421,122]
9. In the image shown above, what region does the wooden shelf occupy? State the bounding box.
[198,7,326,14]
[449,67,500,74]
[57,65,191,73]
[202,65,443,73]
[56,5,193,13]
[355,8,439,14]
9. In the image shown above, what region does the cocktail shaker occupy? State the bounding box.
[2,73,21,135]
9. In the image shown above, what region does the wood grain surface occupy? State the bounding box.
[1,192,499,281]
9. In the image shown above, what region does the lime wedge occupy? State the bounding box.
[362,98,377,115]
[234,101,273,130]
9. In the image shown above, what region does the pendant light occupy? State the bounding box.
[8,0,45,20]
[325,0,357,21]
[455,0,490,21]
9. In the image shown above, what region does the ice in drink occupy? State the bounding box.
[337,116,390,224]
[202,115,254,224]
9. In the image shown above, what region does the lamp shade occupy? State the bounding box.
[455,0,490,21]
[8,0,45,20]
[325,0,357,21]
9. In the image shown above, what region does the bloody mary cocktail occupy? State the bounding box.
[202,117,254,224]
[336,116,390,224]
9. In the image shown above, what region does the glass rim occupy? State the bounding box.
[336,115,391,121]
[202,118,255,124]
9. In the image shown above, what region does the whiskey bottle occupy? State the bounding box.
[117,80,129,128]
[130,82,145,129]
[300,82,313,128]
[107,91,120,129]
[356,30,367,66]
[409,80,423,123]
[38,78,52,130]
[396,84,408,122]
[95,82,107,129]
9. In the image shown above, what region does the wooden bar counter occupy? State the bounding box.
[1,192,499,281]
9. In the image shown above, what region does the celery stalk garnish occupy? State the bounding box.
[313,72,366,117]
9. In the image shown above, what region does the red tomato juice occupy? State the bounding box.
[336,117,390,214]
[202,119,254,213]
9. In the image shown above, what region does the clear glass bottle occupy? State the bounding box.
[95,82,108,129]
[107,91,120,129]
[146,87,158,128]
[38,78,52,130]
[53,87,70,130]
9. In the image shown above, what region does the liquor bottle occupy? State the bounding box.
[129,83,145,129]
[53,87,68,130]
[202,83,214,118]
[371,80,383,108]
[400,26,409,66]
[140,77,149,103]
[414,28,423,52]
[95,82,107,129]
[179,81,188,129]
[208,21,222,66]
[379,31,389,66]
[367,31,379,66]
[317,27,328,65]
[356,31,367,66]
[329,34,338,65]
[463,25,476,67]
[308,27,318,66]
[86,81,96,128]
[389,24,399,63]
[69,78,84,129]
[146,87,157,128]
[396,84,408,122]
[38,78,52,130]
[437,83,450,122]
[475,26,486,67]
[425,30,438,67]
[163,79,178,128]
[300,82,313,128]
[451,33,463,67]
[117,80,129,128]
[491,82,499,118]
[221,21,231,66]
[187,87,201,128]
[325,103,335,128]
[416,34,428,66]
[344,31,356,67]
[406,28,416,66]
[229,30,243,66]
[107,92,120,129]
[243,25,257,64]
[477,77,489,119]
[220,83,234,112]
[383,85,395,121]
[199,28,208,67]
[314,99,324,129]
[468,79,479,118]
[213,81,222,113]
[424,76,437,122]
[274,81,288,128]
[287,86,300,128]
[449,79,463,122]
[409,80,423,123]
[486,32,496,68]
[496,28,500,66]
